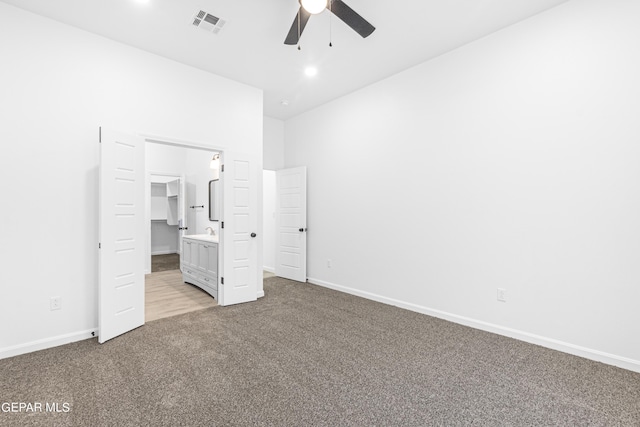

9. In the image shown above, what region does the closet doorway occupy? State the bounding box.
[147,173,184,274]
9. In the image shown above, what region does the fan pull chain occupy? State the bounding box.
[297,8,301,50]
[329,0,333,47]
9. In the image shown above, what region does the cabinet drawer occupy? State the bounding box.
[193,277,218,300]
[200,274,218,291]
[182,269,217,292]
[182,266,198,282]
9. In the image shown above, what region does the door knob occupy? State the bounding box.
[299,228,307,232]
[250,233,257,238]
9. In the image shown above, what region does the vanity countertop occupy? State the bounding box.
[184,234,218,243]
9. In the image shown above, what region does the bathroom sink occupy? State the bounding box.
[184,234,218,243]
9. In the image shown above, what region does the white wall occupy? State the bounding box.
[284,0,640,372]
[147,143,188,177]
[263,116,285,171]
[0,3,262,356]
[263,117,284,273]
[263,171,277,272]
[150,221,179,255]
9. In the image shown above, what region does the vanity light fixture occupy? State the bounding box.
[210,153,220,169]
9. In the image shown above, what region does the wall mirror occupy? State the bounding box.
[209,179,220,221]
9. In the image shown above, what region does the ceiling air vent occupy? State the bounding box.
[192,10,226,35]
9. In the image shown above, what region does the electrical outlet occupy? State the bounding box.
[497,288,507,302]
[327,259,332,268]
[50,296,61,311]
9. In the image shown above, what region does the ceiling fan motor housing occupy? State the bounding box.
[300,0,328,15]
[285,0,375,45]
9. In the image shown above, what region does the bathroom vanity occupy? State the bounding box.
[181,235,218,300]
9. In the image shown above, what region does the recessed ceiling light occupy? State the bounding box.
[134,0,150,4]
[281,100,290,107]
[305,67,318,77]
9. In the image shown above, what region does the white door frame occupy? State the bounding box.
[145,171,185,274]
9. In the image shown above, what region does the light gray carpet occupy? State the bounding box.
[1,277,639,426]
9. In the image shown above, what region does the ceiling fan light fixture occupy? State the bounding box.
[301,0,327,15]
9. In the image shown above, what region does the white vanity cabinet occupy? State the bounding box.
[181,235,218,300]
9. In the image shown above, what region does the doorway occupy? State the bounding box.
[147,172,183,274]
[263,167,308,283]
[144,141,220,322]
[99,129,261,343]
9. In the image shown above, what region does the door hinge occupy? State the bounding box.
[221,221,224,229]
[98,242,101,249]
[221,164,224,172]
[99,127,101,143]
[221,277,224,285]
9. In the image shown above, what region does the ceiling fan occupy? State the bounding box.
[284,0,375,45]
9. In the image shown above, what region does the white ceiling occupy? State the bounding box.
[1,0,569,120]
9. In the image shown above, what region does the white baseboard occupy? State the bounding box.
[0,329,97,360]
[151,250,178,256]
[258,269,270,298]
[307,277,640,374]
[263,266,275,273]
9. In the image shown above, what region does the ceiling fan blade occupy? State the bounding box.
[330,0,375,38]
[284,7,312,45]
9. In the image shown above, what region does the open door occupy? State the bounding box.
[180,177,186,243]
[275,167,307,282]
[219,151,259,306]
[99,128,145,343]
[167,177,187,257]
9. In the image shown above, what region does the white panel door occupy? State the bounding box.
[275,167,307,282]
[219,151,259,306]
[99,128,145,343]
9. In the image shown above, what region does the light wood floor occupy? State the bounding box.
[145,269,277,323]
[145,269,217,322]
